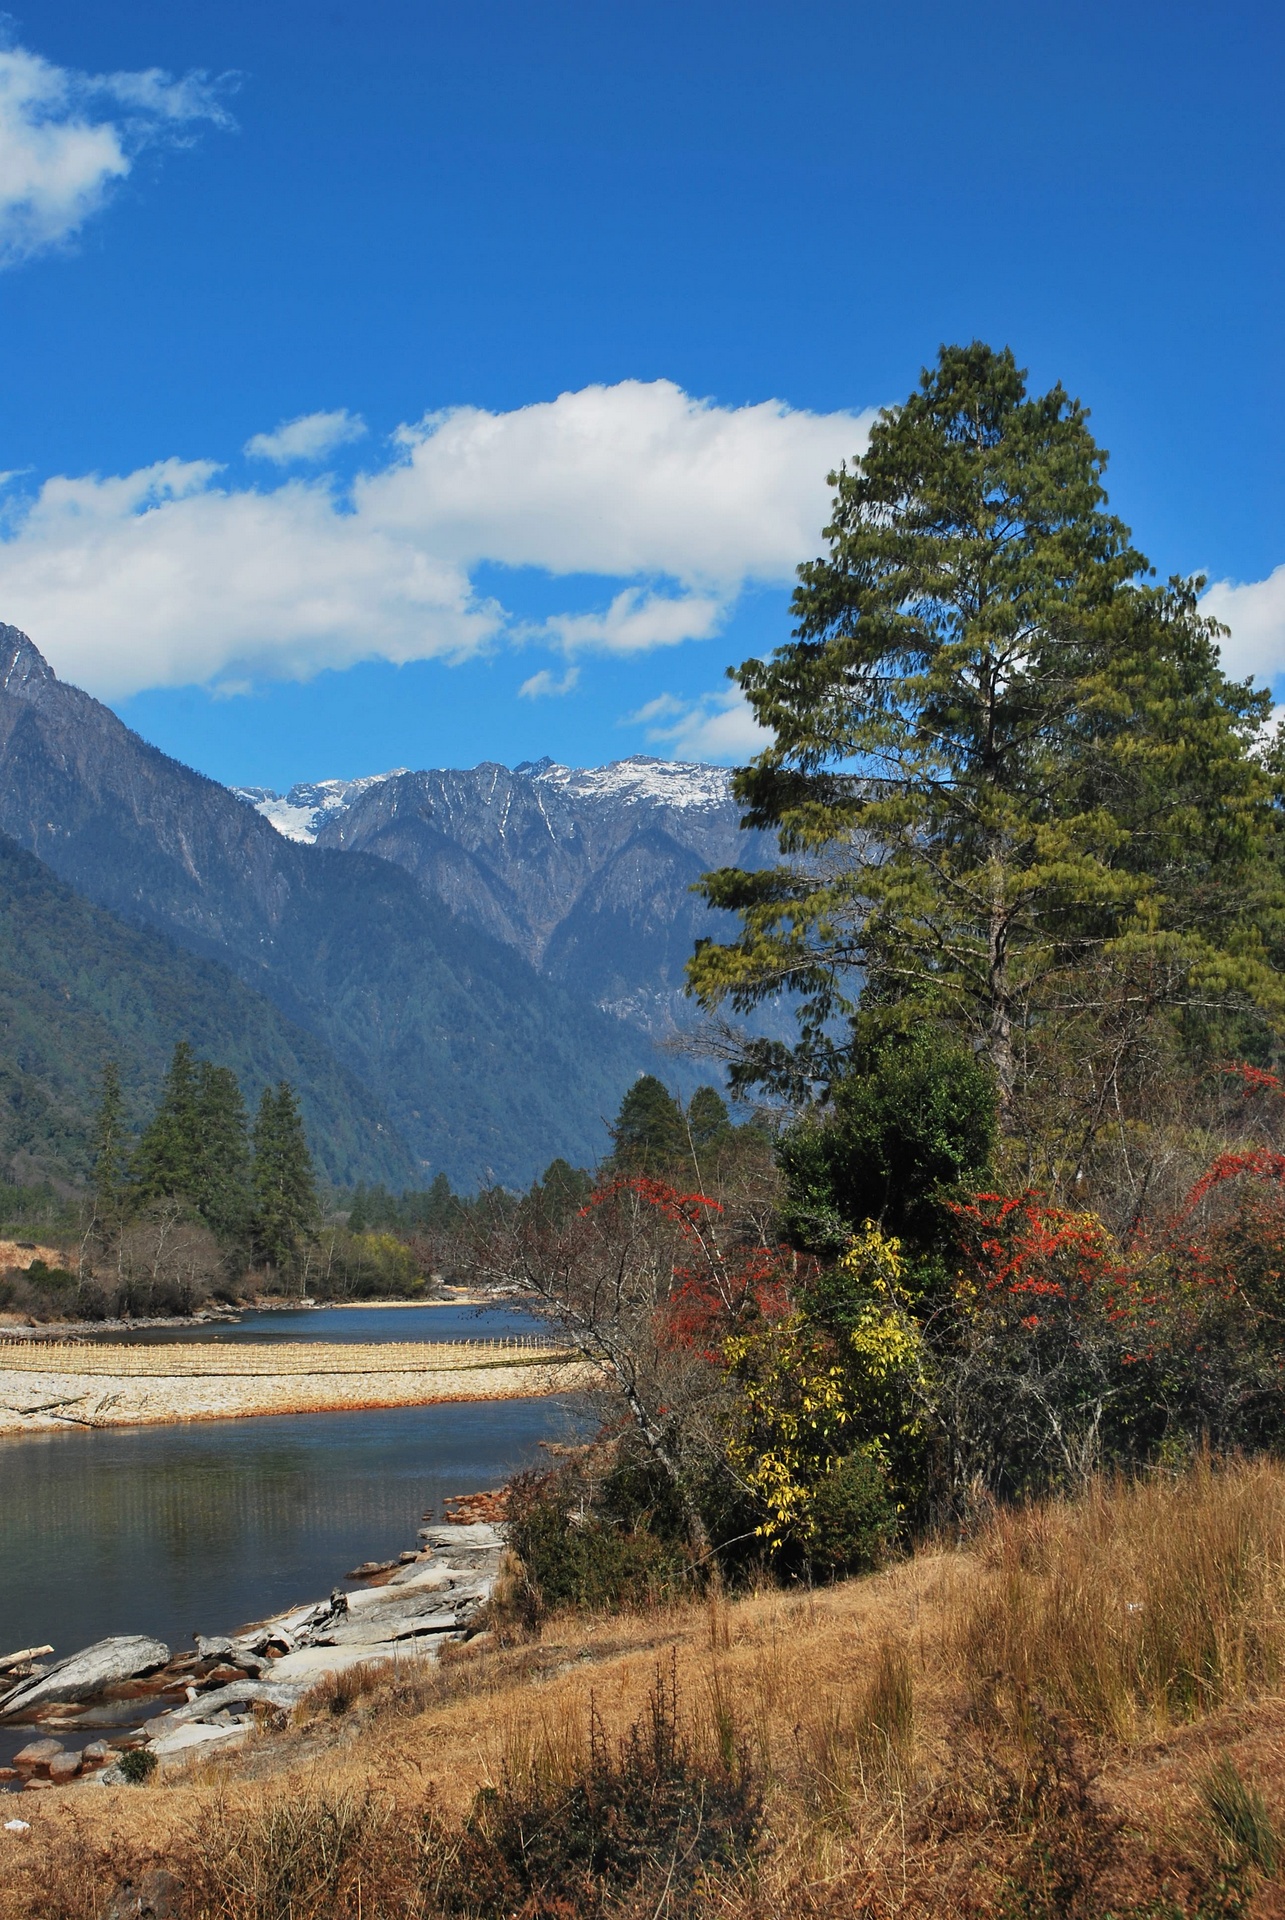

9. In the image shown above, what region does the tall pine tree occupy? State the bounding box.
[132,1042,200,1202]
[252,1082,318,1268]
[191,1063,252,1245]
[690,343,1282,1149]
[609,1075,687,1175]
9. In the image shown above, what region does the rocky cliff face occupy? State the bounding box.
[241,756,774,1040]
[0,627,664,1187]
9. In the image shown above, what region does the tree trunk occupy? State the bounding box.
[987,886,1014,1125]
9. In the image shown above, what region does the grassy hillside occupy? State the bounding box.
[9,1461,1285,1918]
[0,833,415,1188]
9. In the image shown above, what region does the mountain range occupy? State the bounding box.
[237,757,770,1040]
[0,626,769,1190]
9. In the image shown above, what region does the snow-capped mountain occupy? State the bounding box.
[0,626,665,1189]
[233,772,408,843]
[235,755,768,1042]
[236,756,732,845]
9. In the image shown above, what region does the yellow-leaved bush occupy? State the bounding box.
[721,1223,928,1566]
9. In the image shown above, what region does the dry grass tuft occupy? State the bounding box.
[951,1455,1285,1740]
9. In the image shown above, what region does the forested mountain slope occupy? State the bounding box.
[0,627,660,1187]
[0,832,414,1186]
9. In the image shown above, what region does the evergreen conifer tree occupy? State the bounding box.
[191,1063,251,1245]
[690,342,1282,1143]
[252,1081,318,1268]
[610,1075,687,1174]
[687,1085,732,1151]
[422,1172,456,1230]
[132,1042,200,1201]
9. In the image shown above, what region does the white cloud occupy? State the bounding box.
[539,587,725,655]
[0,462,499,697]
[1203,566,1285,686]
[518,665,580,699]
[378,381,874,585]
[0,379,874,699]
[630,686,769,763]
[0,37,233,266]
[245,410,367,465]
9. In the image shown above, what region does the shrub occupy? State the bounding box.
[777,1031,996,1273]
[802,1448,897,1575]
[25,1258,76,1290]
[442,1660,761,1918]
[117,1748,157,1785]
[504,1469,691,1622]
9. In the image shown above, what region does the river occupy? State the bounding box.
[0,1304,583,1776]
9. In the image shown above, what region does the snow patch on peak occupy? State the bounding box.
[233,755,733,842]
[533,756,733,811]
[234,772,406,843]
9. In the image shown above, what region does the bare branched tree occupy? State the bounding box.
[462,1172,780,1568]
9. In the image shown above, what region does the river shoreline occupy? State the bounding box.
[0,1291,506,1341]
[0,1339,592,1433]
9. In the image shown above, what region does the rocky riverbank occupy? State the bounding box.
[0,1504,507,1793]
[0,1339,590,1431]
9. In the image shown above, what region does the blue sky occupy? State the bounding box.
[0,0,1281,790]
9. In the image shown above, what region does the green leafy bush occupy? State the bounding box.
[801,1447,898,1576]
[505,1469,691,1621]
[778,1031,996,1275]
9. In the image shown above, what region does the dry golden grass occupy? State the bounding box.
[950,1454,1285,1741]
[8,1460,1285,1916]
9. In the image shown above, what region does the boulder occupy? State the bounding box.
[0,1637,170,1717]
[143,1677,305,1739]
[198,1664,252,1687]
[48,1750,81,1784]
[193,1636,234,1661]
[418,1523,504,1551]
[13,1738,63,1772]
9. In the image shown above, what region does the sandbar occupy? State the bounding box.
[0,1337,592,1433]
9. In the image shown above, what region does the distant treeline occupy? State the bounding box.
[340,1076,759,1234]
[0,1064,755,1323]
[92,1042,319,1269]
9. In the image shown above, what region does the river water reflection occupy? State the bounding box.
[85,1301,545,1345]
[0,1396,583,1666]
[0,1303,577,1774]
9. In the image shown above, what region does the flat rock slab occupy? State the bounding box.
[318,1605,468,1645]
[0,1636,170,1717]
[151,1721,250,1759]
[144,1678,304,1739]
[269,1642,436,1682]
[419,1523,505,1550]
[381,1561,455,1590]
[345,1566,485,1612]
